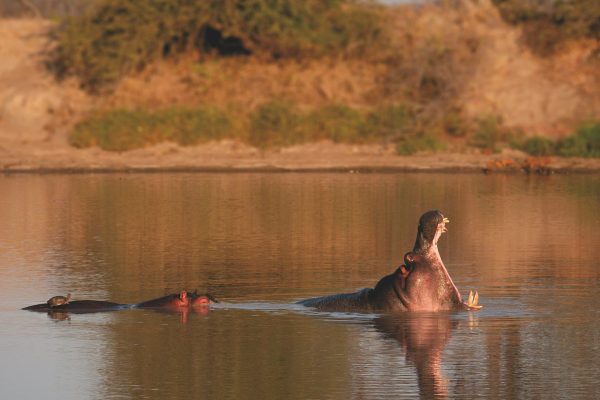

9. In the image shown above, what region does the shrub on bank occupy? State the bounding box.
[395,132,446,156]
[248,101,416,149]
[366,104,413,140]
[248,100,304,149]
[492,0,600,56]
[519,136,556,156]
[557,122,600,158]
[443,110,469,138]
[70,107,231,151]
[49,0,385,91]
[511,122,600,158]
[305,104,368,143]
[69,102,418,151]
[69,103,600,158]
[469,115,505,152]
[304,103,414,143]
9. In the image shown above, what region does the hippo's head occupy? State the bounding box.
[190,292,219,307]
[413,210,449,253]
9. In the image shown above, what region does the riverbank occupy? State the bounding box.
[2,140,600,173]
[1,4,600,174]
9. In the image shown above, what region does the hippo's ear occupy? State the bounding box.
[398,265,410,277]
[404,252,415,264]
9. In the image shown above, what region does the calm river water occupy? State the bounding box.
[0,173,599,399]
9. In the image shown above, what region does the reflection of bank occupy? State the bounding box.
[349,314,457,400]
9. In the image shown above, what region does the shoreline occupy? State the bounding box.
[2,141,599,174]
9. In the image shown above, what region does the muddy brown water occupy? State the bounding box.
[0,173,599,399]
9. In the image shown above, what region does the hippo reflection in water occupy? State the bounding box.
[22,290,218,315]
[372,313,458,398]
[298,210,482,312]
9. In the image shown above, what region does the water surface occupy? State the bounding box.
[0,173,598,399]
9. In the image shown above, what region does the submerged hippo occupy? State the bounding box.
[22,300,128,313]
[298,210,481,312]
[23,291,218,314]
[189,291,219,308]
[134,290,191,308]
[134,290,218,309]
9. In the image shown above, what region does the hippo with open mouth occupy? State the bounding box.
[298,210,481,312]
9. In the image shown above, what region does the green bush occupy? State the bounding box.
[70,107,230,151]
[166,107,231,145]
[519,136,556,156]
[305,104,367,143]
[248,100,303,148]
[395,132,446,156]
[69,101,423,151]
[469,115,504,152]
[492,0,600,55]
[49,0,385,91]
[366,104,413,139]
[70,109,157,151]
[513,123,600,158]
[442,110,469,138]
[50,0,205,91]
[557,122,600,157]
[249,101,415,147]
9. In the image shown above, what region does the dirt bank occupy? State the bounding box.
[2,140,599,173]
[1,1,600,173]
[0,19,90,145]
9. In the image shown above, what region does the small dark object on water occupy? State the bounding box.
[47,293,71,307]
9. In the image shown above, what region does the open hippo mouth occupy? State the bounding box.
[415,210,451,251]
[441,217,449,233]
[431,215,449,246]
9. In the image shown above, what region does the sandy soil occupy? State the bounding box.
[2,140,599,173]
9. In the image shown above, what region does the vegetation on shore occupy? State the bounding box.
[44,0,600,158]
[49,0,384,91]
[518,123,600,158]
[492,0,600,55]
[70,107,231,151]
[70,102,600,158]
[465,116,600,158]
[71,102,447,154]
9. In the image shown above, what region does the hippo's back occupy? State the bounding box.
[298,288,375,312]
